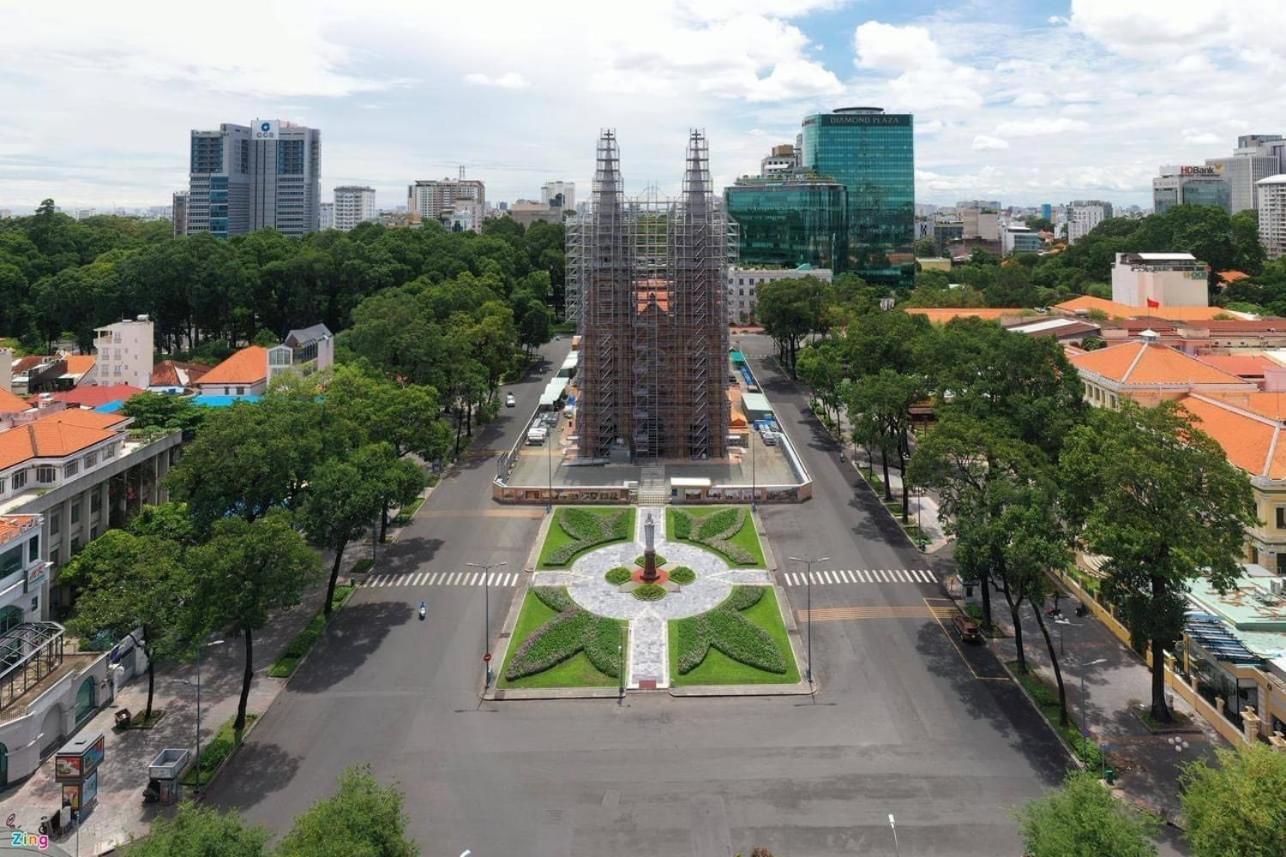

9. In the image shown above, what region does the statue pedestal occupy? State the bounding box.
[641,549,659,583]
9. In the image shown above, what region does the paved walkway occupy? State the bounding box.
[986,586,1223,823]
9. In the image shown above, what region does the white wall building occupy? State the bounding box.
[92,316,154,389]
[1257,175,1286,260]
[319,202,334,230]
[1002,225,1043,256]
[540,181,575,212]
[1066,203,1109,244]
[267,324,334,383]
[1110,252,1209,308]
[408,177,486,228]
[333,186,376,231]
[726,266,832,325]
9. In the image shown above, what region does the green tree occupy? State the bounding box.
[122,391,206,436]
[1180,744,1286,857]
[60,532,194,721]
[845,369,924,520]
[277,766,419,857]
[1060,402,1256,721]
[758,275,828,376]
[1230,209,1266,275]
[913,238,938,258]
[191,513,319,731]
[126,501,199,546]
[1017,772,1157,857]
[125,803,269,857]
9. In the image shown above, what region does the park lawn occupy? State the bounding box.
[666,506,766,568]
[537,506,635,569]
[498,589,624,689]
[669,588,799,686]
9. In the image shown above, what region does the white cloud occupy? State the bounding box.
[1070,0,1286,62]
[996,117,1090,137]
[1182,129,1221,145]
[853,20,986,110]
[972,135,1009,151]
[1012,92,1050,108]
[464,72,530,89]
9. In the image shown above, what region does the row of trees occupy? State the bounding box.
[903,204,1265,310]
[0,200,562,356]
[1020,745,1286,857]
[65,367,443,732]
[131,766,418,856]
[788,307,1254,725]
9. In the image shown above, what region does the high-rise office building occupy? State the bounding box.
[1153,164,1229,214]
[407,175,486,228]
[1257,175,1286,260]
[319,202,335,230]
[540,181,575,212]
[1206,134,1284,214]
[333,186,376,231]
[171,191,189,237]
[569,130,732,461]
[800,107,914,268]
[1066,201,1112,244]
[724,157,847,271]
[187,119,321,237]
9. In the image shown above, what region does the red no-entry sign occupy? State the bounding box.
[483,652,492,663]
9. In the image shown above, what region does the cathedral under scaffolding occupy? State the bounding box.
[568,130,737,462]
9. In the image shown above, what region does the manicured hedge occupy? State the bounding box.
[605,566,632,585]
[674,586,786,675]
[505,587,623,680]
[633,583,666,601]
[634,553,666,569]
[669,566,696,585]
[696,507,740,540]
[671,507,757,566]
[544,507,633,567]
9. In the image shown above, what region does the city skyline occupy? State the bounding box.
[4,1,1285,212]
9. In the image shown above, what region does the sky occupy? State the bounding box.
[2,0,1285,213]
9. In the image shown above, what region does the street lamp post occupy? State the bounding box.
[789,554,829,687]
[176,638,225,795]
[889,813,900,857]
[751,422,757,510]
[467,561,507,687]
[1072,656,1107,739]
[547,418,553,511]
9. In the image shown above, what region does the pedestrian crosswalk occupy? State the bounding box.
[797,605,956,622]
[363,571,521,588]
[780,568,937,586]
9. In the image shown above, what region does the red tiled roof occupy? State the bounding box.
[1217,270,1250,284]
[0,388,30,414]
[0,515,39,546]
[1055,295,1238,322]
[1191,354,1279,378]
[150,360,211,388]
[197,347,268,386]
[0,409,124,470]
[1069,341,1250,385]
[12,355,50,374]
[1180,394,1286,479]
[64,355,95,377]
[905,307,1032,323]
[45,384,145,408]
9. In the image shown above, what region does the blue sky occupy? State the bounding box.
[1,0,1283,212]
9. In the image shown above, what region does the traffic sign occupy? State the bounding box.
[483,652,492,663]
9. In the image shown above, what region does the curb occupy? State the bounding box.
[995,657,1084,771]
[480,574,534,700]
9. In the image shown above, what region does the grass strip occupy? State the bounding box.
[179,714,258,787]
[1007,661,1107,770]
[268,584,354,678]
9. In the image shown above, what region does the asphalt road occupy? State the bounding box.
[209,334,1076,856]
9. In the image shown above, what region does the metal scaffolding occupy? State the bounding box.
[569,130,733,462]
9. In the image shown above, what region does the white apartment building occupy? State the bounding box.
[91,316,154,389]
[333,186,376,231]
[1066,203,1108,244]
[540,181,575,212]
[726,266,832,325]
[1110,252,1209,308]
[1257,175,1286,260]
[408,177,486,230]
[319,202,334,230]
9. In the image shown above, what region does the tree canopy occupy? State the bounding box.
[1179,744,1286,857]
[1017,772,1157,857]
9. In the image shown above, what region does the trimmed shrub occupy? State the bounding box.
[605,566,632,585]
[583,617,625,677]
[671,507,758,566]
[674,586,785,675]
[634,553,666,569]
[670,566,696,585]
[533,586,574,613]
[671,511,693,540]
[696,508,741,540]
[545,508,633,567]
[633,583,666,601]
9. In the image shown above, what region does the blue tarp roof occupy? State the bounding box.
[192,394,263,408]
[94,400,126,413]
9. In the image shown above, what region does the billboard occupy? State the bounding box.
[1180,165,1221,176]
[253,119,279,140]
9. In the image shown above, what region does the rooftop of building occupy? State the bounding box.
[283,324,333,348]
[1186,574,1286,661]
[1179,393,1286,479]
[0,514,39,546]
[1203,391,1286,422]
[0,409,129,471]
[63,355,95,377]
[0,388,30,414]
[1055,295,1243,322]
[150,360,211,388]
[1070,340,1251,386]
[1255,174,1286,185]
[1006,317,1100,337]
[904,307,1036,323]
[41,384,145,409]
[1191,354,1279,378]
[197,346,269,385]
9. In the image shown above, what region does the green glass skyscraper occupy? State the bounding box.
[724,171,847,271]
[801,107,914,266]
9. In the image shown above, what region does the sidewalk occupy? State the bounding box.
[0,547,368,855]
[825,404,950,553]
[986,587,1223,823]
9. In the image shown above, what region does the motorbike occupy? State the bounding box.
[418,601,427,621]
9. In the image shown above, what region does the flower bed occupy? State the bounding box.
[669,566,696,585]
[666,506,765,567]
[538,507,635,568]
[502,587,625,684]
[671,586,796,682]
[633,583,666,601]
[605,566,632,585]
[634,553,667,569]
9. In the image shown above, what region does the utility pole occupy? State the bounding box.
[467,561,507,687]
[789,554,828,687]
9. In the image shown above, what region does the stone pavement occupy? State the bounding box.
[987,587,1223,823]
[0,571,341,854]
[531,506,772,689]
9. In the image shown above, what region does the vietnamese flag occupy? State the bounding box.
[1147,298,1160,308]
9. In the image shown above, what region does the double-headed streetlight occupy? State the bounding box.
[789,554,828,687]
[467,560,506,687]
[174,638,226,794]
